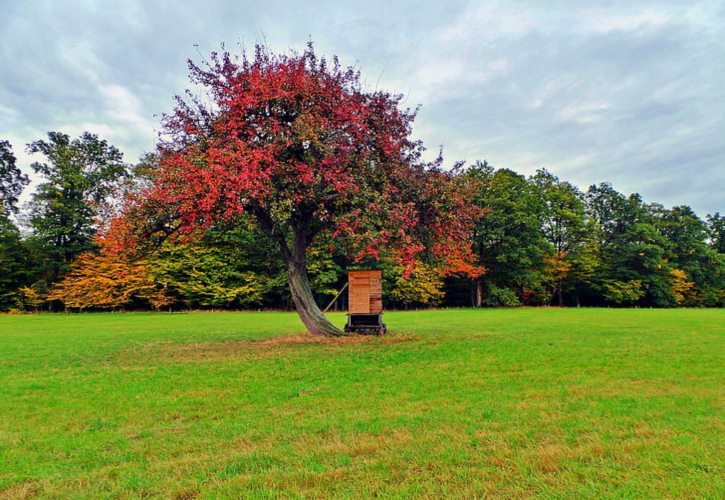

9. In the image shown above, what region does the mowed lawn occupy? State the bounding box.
[0,309,723,498]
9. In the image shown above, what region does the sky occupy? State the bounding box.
[1,0,723,216]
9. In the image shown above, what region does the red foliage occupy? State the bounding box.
[116,43,481,277]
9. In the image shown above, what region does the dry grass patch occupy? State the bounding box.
[568,379,720,399]
[115,331,417,365]
[0,481,43,500]
[535,444,575,473]
[257,331,417,348]
[293,427,414,459]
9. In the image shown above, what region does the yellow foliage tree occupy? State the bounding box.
[544,251,573,306]
[389,262,446,306]
[48,252,158,310]
[17,286,47,312]
[669,268,695,305]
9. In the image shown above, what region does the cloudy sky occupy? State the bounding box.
[1,0,723,215]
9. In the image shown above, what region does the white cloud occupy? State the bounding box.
[0,0,723,215]
[99,84,149,127]
[557,102,612,124]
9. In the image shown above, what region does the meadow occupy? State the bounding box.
[0,309,723,498]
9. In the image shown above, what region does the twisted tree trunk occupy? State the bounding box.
[255,205,346,337]
[285,252,345,336]
[280,222,345,337]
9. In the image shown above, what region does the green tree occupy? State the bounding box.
[466,161,547,306]
[707,212,725,254]
[652,205,724,306]
[601,279,645,306]
[26,132,129,281]
[148,242,274,309]
[586,185,672,306]
[532,169,591,306]
[0,212,29,310]
[1,140,29,214]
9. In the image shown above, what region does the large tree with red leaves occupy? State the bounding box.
[112,44,481,335]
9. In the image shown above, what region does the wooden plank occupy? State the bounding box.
[350,304,370,314]
[347,270,382,314]
[370,298,382,313]
[349,271,370,313]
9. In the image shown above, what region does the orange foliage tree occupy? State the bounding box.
[48,252,159,310]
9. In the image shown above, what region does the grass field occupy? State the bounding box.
[0,309,723,498]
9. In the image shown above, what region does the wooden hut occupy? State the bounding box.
[345,270,386,334]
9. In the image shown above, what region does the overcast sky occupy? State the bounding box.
[1,0,723,216]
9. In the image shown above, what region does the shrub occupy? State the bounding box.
[485,285,521,307]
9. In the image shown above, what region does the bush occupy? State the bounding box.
[485,285,521,307]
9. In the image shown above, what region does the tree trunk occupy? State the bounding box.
[474,278,483,308]
[256,205,345,336]
[284,245,345,337]
[557,280,564,306]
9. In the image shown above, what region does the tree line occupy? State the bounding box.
[2,135,722,312]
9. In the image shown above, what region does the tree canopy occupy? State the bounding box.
[26,132,129,281]
[0,140,29,215]
[109,44,481,335]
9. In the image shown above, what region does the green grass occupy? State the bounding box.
[0,309,723,498]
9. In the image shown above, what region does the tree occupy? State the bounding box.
[48,252,157,310]
[668,268,695,305]
[586,185,672,306]
[305,243,345,307]
[148,242,273,308]
[565,239,599,307]
[0,140,29,214]
[0,140,30,310]
[26,132,129,281]
[387,262,446,307]
[465,162,547,306]
[111,44,480,335]
[17,285,46,312]
[0,212,28,310]
[601,279,645,306]
[532,169,590,306]
[653,205,724,306]
[707,213,725,254]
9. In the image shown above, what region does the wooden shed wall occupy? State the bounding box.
[348,270,383,314]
